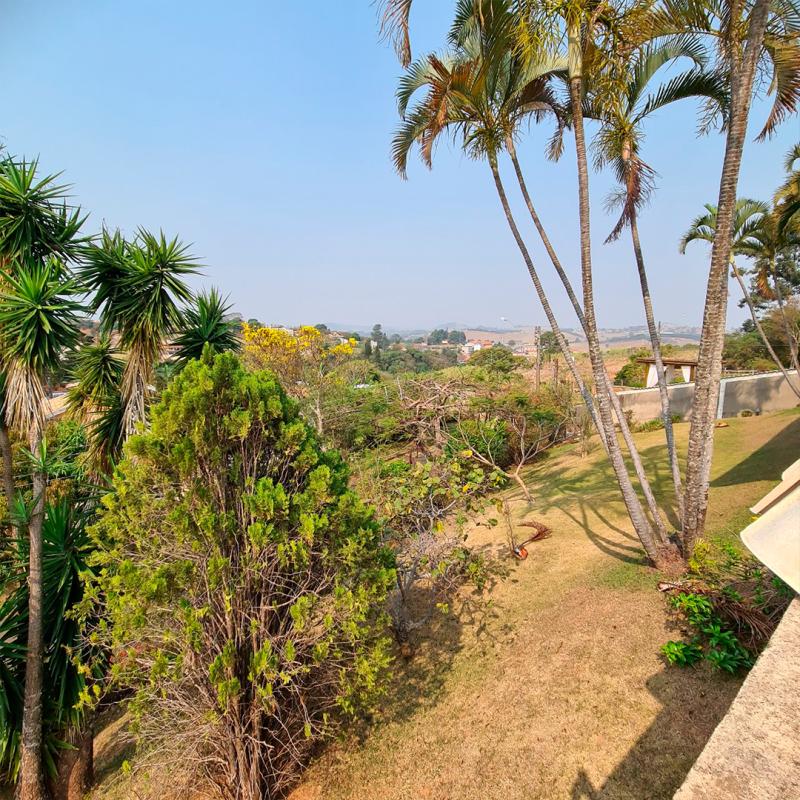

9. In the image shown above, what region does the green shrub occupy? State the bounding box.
[635,413,682,433]
[662,591,753,673]
[87,352,395,798]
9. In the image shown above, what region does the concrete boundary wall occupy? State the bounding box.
[617,370,800,423]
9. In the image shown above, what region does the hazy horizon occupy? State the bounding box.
[1,1,795,332]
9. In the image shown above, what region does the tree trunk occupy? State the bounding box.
[50,724,94,800]
[0,419,14,516]
[506,138,670,541]
[18,432,47,800]
[682,0,773,554]
[732,259,800,398]
[630,212,685,517]
[566,68,674,559]
[487,154,663,564]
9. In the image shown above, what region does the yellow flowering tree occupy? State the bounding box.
[242,324,356,434]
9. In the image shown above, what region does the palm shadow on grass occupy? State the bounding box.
[711,416,800,488]
[518,443,670,566]
[569,667,741,800]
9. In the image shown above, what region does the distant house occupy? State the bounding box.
[636,356,698,388]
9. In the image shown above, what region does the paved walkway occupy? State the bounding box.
[674,597,800,799]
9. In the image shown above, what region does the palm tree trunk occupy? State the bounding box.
[506,138,671,540]
[731,259,800,399]
[18,430,47,800]
[630,212,685,518]
[567,65,674,560]
[487,153,663,564]
[682,0,773,554]
[0,419,14,515]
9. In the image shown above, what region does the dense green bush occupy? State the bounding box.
[468,346,524,375]
[86,353,395,798]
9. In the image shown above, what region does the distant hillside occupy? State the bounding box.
[461,324,702,350]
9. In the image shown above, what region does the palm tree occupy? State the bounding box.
[680,198,800,398]
[81,228,197,436]
[644,0,800,551]
[445,0,683,543]
[589,40,729,520]
[172,287,241,366]
[775,143,800,235]
[0,159,87,518]
[0,258,83,800]
[393,41,667,562]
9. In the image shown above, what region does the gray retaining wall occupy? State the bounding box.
[617,370,800,423]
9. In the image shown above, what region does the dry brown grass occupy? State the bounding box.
[88,410,800,800]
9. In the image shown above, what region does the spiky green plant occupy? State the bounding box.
[172,287,240,366]
[0,260,83,438]
[0,257,83,798]
[0,159,87,267]
[81,228,197,435]
[66,337,127,471]
[0,495,100,783]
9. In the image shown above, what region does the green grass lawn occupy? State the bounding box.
[287,409,800,800]
[88,409,800,800]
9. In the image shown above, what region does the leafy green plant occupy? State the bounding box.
[85,352,395,799]
[663,591,756,674]
[636,414,682,433]
[0,493,101,782]
[661,640,703,667]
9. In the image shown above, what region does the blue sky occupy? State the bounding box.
[1,1,797,332]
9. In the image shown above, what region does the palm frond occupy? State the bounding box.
[380,0,414,67]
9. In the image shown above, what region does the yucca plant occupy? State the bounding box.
[0,258,83,800]
[172,287,240,367]
[0,494,99,785]
[0,159,86,268]
[66,338,127,472]
[0,158,86,527]
[81,228,197,436]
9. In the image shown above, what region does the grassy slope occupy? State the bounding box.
[288,409,800,800]
[87,410,800,800]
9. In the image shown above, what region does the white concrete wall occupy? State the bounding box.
[617,370,800,423]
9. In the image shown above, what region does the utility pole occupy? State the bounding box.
[534,325,541,391]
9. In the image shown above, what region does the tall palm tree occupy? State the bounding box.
[445,0,681,543]
[0,258,83,800]
[680,198,800,398]
[643,0,800,551]
[590,40,729,520]
[81,228,197,436]
[172,287,241,367]
[449,0,684,546]
[0,159,87,517]
[393,43,667,562]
